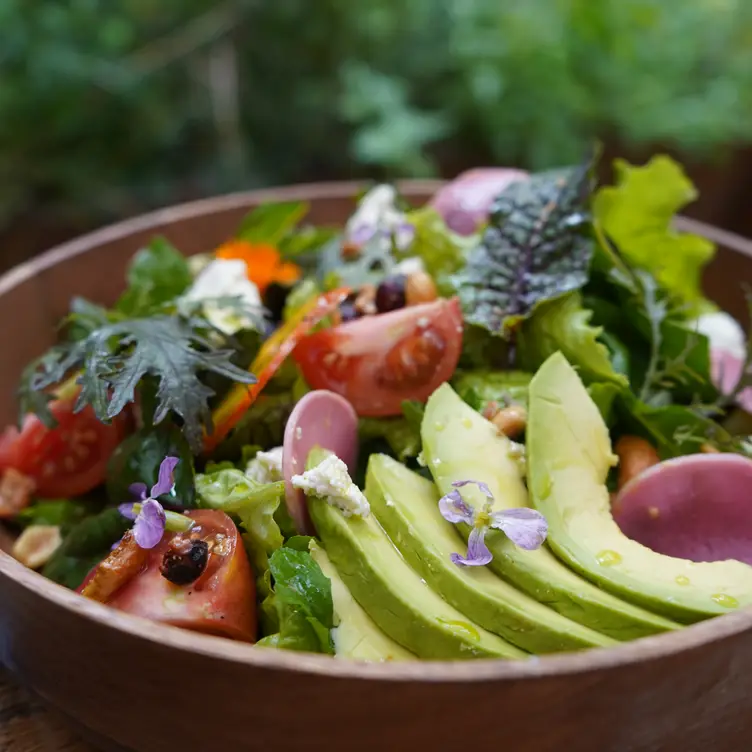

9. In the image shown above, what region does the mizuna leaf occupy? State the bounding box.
[456,160,594,336]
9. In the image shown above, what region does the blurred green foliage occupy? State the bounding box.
[3,0,752,231]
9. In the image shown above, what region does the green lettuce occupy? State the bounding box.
[517,292,628,387]
[195,468,285,577]
[257,546,335,654]
[452,369,532,412]
[237,201,308,245]
[593,156,715,312]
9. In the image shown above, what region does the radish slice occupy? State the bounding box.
[282,390,359,535]
[429,168,529,235]
[613,453,752,565]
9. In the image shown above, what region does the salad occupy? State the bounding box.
[2,153,752,661]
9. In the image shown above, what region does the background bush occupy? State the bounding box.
[3,0,752,261]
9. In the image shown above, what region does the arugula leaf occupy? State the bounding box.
[593,156,715,311]
[257,547,334,654]
[106,426,196,508]
[237,201,308,245]
[115,237,193,317]
[456,161,594,336]
[452,369,532,412]
[42,508,130,589]
[20,316,256,453]
[195,468,285,576]
[517,291,628,387]
[402,206,474,294]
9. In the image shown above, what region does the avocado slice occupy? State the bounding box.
[422,383,679,639]
[308,541,415,662]
[527,352,752,622]
[305,449,525,660]
[366,453,616,652]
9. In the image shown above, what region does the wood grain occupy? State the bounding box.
[2,182,752,752]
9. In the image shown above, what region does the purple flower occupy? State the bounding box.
[439,480,548,567]
[118,456,179,549]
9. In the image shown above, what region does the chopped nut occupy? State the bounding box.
[615,435,660,490]
[80,530,149,603]
[341,241,361,261]
[354,284,377,316]
[492,405,527,439]
[12,525,62,569]
[0,469,36,519]
[405,271,438,306]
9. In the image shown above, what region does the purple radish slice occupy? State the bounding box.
[429,168,529,235]
[282,390,359,535]
[613,453,752,565]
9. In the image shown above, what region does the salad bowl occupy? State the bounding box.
[2,179,752,752]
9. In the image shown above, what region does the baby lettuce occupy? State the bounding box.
[257,545,335,654]
[593,155,715,313]
[452,369,532,412]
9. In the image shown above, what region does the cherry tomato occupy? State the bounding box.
[293,297,464,416]
[206,287,351,452]
[105,510,256,642]
[0,397,126,499]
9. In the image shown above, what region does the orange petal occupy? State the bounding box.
[274,261,302,285]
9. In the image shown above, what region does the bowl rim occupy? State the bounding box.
[3,179,752,684]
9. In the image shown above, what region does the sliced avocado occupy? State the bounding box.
[309,540,415,662]
[366,453,615,652]
[527,352,752,622]
[422,383,679,639]
[305,449,525,660]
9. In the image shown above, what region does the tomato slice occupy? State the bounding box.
[206,287,351,452]
[105,510,256,642]
[293,298,464,416]
[0,397,126,499]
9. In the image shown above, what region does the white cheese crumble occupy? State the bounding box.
[291,455,370,517]
[394,256,425,276]
[245,446,284,484]
[692,311,746,360]
[181,258,263,335]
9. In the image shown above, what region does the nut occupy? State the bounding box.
[354,284,377,316]
[341,241,361,261]
[492,405,527,439]
[615,435,660,490]
[12,525,62,570]
[405,271,438,306]
[0,468,36,519]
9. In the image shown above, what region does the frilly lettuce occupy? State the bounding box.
[195,468,285,577]
[452,369,532,412]
[517,292,628,387]
[593,156,715,313]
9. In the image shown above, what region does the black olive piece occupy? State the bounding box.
[339,292,362,323]
[161,539,209,586]
[263,282,292,323]
[375,274,407,313]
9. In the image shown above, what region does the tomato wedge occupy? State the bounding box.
[293,297,464,416]
[206,287,350,452]
[0,396,126,499]
[96,510,256,642]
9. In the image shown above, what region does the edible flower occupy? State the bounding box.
[346,184,415,252]
[119,456,183,549]
[439,480,548,567]
[216,240,301,295]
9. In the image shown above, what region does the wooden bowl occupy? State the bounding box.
[2,182,752,752]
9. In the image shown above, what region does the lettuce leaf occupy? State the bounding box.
[456,161,594,336]
[517,292,628,387]
[593,156,715,312]
[237,201,308,245]
[257,546,335,654]
[358,417,421,461]
[452,369,532,412]
[195,468,285,577]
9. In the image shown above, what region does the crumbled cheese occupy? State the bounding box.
[692,311,746,360]
[292,455,370,517]
[181,258,263,335]
[394,256,425,276]
[246,446,284,484]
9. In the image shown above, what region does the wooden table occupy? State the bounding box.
[0,667,93,752]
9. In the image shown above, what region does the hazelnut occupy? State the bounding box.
[405,271,438,306]
[354,284,377,316]
[492,405,527,439]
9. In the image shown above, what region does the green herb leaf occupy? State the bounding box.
[15,498,97,532]
[358,417,421,462]
[452,369,532,412]
[593,156,715,311]
[517,291,628,387]
[115,237,193,317]
[237,201,308,245]
[456,161,594,336]
[257,547,334,654]
[106,426,196,508]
